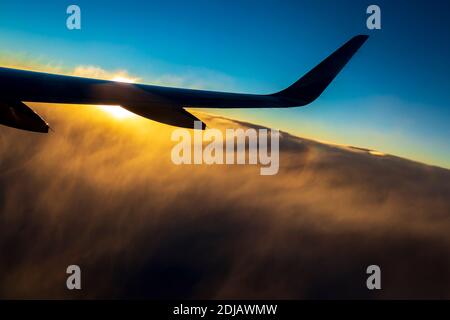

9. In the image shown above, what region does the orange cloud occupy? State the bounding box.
[0,106,449,299]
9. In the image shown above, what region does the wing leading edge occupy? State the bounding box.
[0,35,368,132]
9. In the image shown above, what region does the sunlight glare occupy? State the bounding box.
[97,74,139,119]
[111,76,136,83]
[98,105,135,119]
[369,150,386,156]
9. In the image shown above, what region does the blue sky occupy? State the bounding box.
[0,0,449,167]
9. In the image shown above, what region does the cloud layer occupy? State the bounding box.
[0,106,449,299]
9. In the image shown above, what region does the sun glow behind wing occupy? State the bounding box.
[97,75,138,119]
[111,76,137,83]
[97,105,135,119]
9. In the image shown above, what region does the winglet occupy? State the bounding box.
[272,35,369,105]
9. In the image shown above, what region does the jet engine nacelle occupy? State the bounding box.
[0,101,49,133]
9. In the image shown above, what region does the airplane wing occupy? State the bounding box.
[0,35,368,132]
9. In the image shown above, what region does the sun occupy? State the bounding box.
[111,76,136,83]
[369,150,386,157]
[97,105,135,119]
[97,75,139,119]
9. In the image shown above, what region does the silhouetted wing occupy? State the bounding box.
[0,35,368,132]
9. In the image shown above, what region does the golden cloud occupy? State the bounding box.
[0,105,449,299]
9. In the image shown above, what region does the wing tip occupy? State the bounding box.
[271,34,369,105]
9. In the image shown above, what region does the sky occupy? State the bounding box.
[0,0,449,168]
